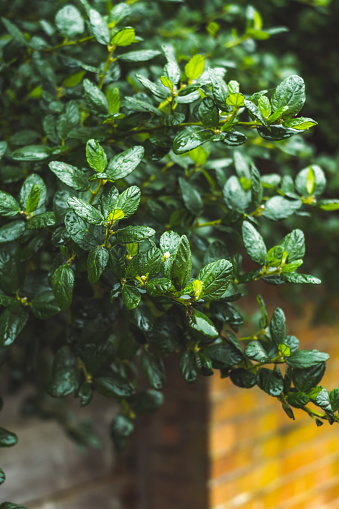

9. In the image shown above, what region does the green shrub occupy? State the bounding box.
[0,0,338,502]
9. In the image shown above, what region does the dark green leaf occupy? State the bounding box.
[77,381,93,407]
[230,368,256,388]
[280,273,321,285]
[179,177,204,215]
[12,145,52,161]
[173,126,213,155]
[171,235,192,289]
[262,196,301,221]
[83,79,109,116]
[0,467,5,485]
[197,259,233,300]
[51,265,75,311]
[116,226,155,244]
[0,191,20,217]
[208,68,228,109]
[280,229,305,262]
[68,197,104,225]
[0,308,29,347]
[286,350,330,369]
[223,176,249,212]
[0,252,21,293]
[106,146,144,181]
[257,125,299,141]
[31,291,61,319]
[132,390,163,415]
[251,165,263,208]
[256,294,268,328]
[113,186,141,219]
[256,368,283,396]
[270,307,286,345]
[48,347,79,398]
[242,221,267,265]
[329,388,339,412]
[87,245,109,284]
[244,99,268,127]
[49,161,89,191]
[64,211,100,251]
[122,284,141,309]
[286,391,310,408]
[95,374,135,398]
[141,351,165,390]
[188,308,218,339]
[292,363,326,393]
[146,278,172,297]
[204,342,243,369]
[89,8,110,45]
[118,50,160,63]
[26,212,56,229]
[244,341,268,363]
[180,351,198,383]
[198,98,219,128]
[271,75,305,119]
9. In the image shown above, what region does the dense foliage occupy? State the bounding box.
[0,0,339,503]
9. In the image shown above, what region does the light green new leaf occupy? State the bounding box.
[86,139,107,173]
[185,54,205,80]
[111,27,135,46]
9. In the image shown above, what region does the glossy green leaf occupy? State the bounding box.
[110,414,134,452]
[112,186,141,219]
[223,175,250,212]
[83,79,109,116]
[271,75,305,119]
[146,278,172,297]
[0,221,25,244]
[286,350,329,369]
[188,308,218,339]
[262,196,301,221]
[171,235,192,289]
[64,211,100,251]
[106,146,144,181]
[118,49,161,62]
[292,363,326,393]
[270,307,286,345]
[49,161,89,191]
[0,191,20,217]
[197,259,233,300]
[55,5,84,37]
[116,226,155,244]
[12,145,52,161]
[280,273,321,284]
[89,8,110,45]
[87,245,109,284]
[283,117,317,130]
[122,284,141,309]
[68,197,104,225]
[51,265,75,311]
[95,374,135,398]
[0,308,29,347]
[26,212,56,229]
[173,126,213,155]
[198,98,219,128]
[242,221,267,265]
[245,341,268,363]
[256,368,284,396]
[208,68,228,109]
[279,229,305,262]
[204,342,243,369]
